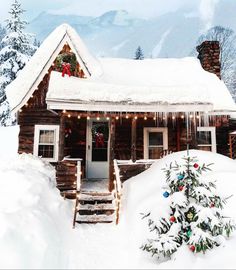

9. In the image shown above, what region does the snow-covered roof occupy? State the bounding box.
[46,57,236,113]
[6,24,102,113]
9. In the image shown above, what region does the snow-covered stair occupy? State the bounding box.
[73,191,116,226]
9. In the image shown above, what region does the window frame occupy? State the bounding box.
[33,125,60,162]
[197,126,216,153]
[143,127,168,159]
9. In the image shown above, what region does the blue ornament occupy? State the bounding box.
[163,191,170,198]
[178,174,184,181]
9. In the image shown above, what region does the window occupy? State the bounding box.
[197,127,216,153]
[144,128,168,159]
[34,125,60,162]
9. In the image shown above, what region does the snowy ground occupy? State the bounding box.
[0,126,236,269]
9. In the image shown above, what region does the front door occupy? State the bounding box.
[86,119,110,179]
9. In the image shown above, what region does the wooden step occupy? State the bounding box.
[78,203,115,211]
[79,193,114,202]
[76,214,115,224]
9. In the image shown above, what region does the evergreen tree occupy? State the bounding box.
[0,24,6,49]
[142,156,235,258]
[0,0,37,126]
[134,46,144,60]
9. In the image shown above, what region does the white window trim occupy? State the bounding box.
[197,126,216,153]
[143,127,168,159]
[34,125,60,162]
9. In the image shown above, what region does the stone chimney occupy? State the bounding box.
[196,41,221,79]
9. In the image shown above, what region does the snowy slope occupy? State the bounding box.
[26,1,236,58]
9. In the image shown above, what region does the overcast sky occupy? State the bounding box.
[0,0,219,27]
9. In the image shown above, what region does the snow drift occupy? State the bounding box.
[0,154,71,269]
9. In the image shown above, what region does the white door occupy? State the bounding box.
[86,119,110,179]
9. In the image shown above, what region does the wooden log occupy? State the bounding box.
[59,115,65,161]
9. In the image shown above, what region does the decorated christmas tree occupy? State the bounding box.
[142,156,235,258]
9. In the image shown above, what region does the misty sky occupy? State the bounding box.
[0,0,219,28]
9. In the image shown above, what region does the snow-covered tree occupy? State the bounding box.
[195,26,236,101]
[0,24,6,49]
[142,156,235,258]
[134,46,144,60]
[0,0,37,126]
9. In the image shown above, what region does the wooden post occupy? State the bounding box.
[59,114,65,161]
[131,118,137,162]
[109,117,116,191]
[176,117,181,152]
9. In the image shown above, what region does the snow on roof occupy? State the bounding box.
[6,23,102,113]
[47,57,236,113]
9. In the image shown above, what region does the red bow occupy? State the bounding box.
[62,63,71,77]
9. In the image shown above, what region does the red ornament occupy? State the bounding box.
[178,186,184,191]
[193,163,199,169]
[62,62,71,77]
[170,216,176,223]
[210,203,215,208]
[189,245,195,252]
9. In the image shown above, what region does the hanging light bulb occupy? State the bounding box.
[77,115,81,119]
[134,115,138,120]
[115,116,119,120]
[189,114,193,119]
[181,114,184,119]
[144,116,147,120]
[172,116,176,120]
[68,114,71,118]
[87,116,90,120]
[97,116,100,120]
[126,115,129,119]
[106,116,110,120]
[63,109,66,113]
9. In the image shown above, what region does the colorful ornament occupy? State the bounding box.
[163,191,170,198]
[178,186,184,191]
[189,245,195,252]
[170,216,176,223]
[210,203,215,208]
[178,174,184,180]
[193,163,199,169]
[187,212,194,221]
[187,230,192,237]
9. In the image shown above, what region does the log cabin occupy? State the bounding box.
[5,24,236,223]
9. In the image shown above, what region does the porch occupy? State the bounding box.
[57,111,231,189]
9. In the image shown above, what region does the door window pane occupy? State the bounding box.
[91,122,109,162]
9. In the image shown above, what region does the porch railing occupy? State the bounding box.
[56,157,82,199]
[113,159,122,224]
[113,159,156,224]
[229,132,236,159]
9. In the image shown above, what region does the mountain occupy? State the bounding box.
[27,2,236,59]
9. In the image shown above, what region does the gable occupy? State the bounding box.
[6,24,102,113]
